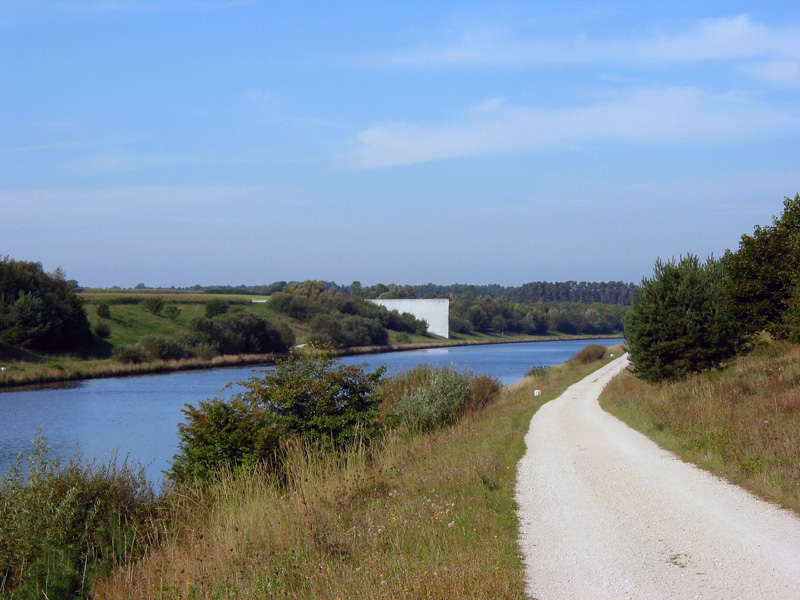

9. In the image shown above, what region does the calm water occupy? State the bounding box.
[0,338,621,485]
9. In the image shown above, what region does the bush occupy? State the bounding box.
[169,349,385,483]
[525,365,549,379]
[204,299,229,319]
[169,397,280,483]
[392,367,477,432]
[112,344,143,364]
[141,297,164,316]
[137,334,191,361]
[571,344,606,364]
[0,434,157,597]
[162,303,180,321]
[94,321,111,340]
[213,310,294,354]
[96,301,111,319]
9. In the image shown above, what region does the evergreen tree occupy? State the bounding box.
[625,255,747,383]
[723,194,800,341]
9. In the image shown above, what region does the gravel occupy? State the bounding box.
[515,355,800,600]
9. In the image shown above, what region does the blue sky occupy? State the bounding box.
[2,1,799,288]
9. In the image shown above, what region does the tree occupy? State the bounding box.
[0,257,92,351]
[142,297,164,316]
[625,254,747,383]
[724,194,800,341]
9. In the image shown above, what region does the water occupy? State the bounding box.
[0,338,621,485]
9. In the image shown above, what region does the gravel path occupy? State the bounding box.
[515,355,800,600]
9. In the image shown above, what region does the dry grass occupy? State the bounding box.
[93,349,620,599]
[0,354,281,388]
[601,341,800,513]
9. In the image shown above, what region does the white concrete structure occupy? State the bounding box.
[369,298,450,338]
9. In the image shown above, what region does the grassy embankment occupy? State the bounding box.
[0,290,619,388]
[92,347,623,599]
[601,340,800,514]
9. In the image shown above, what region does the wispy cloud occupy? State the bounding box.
[348,15,800,79]
[349,88,798,169]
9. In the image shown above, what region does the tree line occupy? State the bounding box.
[200,280,638,306]
[625,194,800,383]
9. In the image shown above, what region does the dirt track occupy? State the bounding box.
[515,355,800,599]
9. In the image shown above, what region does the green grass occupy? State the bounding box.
[93,348,620,599]
[601,341,800,514]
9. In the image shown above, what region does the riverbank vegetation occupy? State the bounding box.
[0,344,620,598]
[1,269,628,388]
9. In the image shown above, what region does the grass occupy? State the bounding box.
[600,340,800,514]
[91,348,622,599]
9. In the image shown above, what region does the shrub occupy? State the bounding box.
[571,344,606,364]
[213,310,294,354]
[137,334,191,361]
[96,301,111,319]
[162,303,180,321]
[392,367,476,432]
[204,299,229,319]
[112,344,143,364]
[169,349,385,483]
[0,433,157,597]
[525,365,549,378]
[94,321,111,340]
[169,397,280,483]
[141,297,164,316]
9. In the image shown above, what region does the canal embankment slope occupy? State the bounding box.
[516,354,800,599]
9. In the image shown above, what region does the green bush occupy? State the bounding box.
[141,297,164,316]
[0,434,157,598]
[169,396,280,483]
[94,321,111,340]
[96,301,111,319]
[112,344,143,364]
[137,334,191,361]
[204,298,229,319]
[392,367,477,432]
[162,303,181,321]
[169,349,385,483]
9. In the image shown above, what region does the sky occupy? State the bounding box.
[2,1,799,288]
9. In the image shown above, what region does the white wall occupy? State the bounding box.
[368,298,450,338]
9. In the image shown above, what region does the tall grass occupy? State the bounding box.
[601,341,800,513]
[0,435,159,598]
[93,349,619,599]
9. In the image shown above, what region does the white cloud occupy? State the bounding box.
[740,60,800,86]
[350,15,800,73]
[350,88,798,169]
